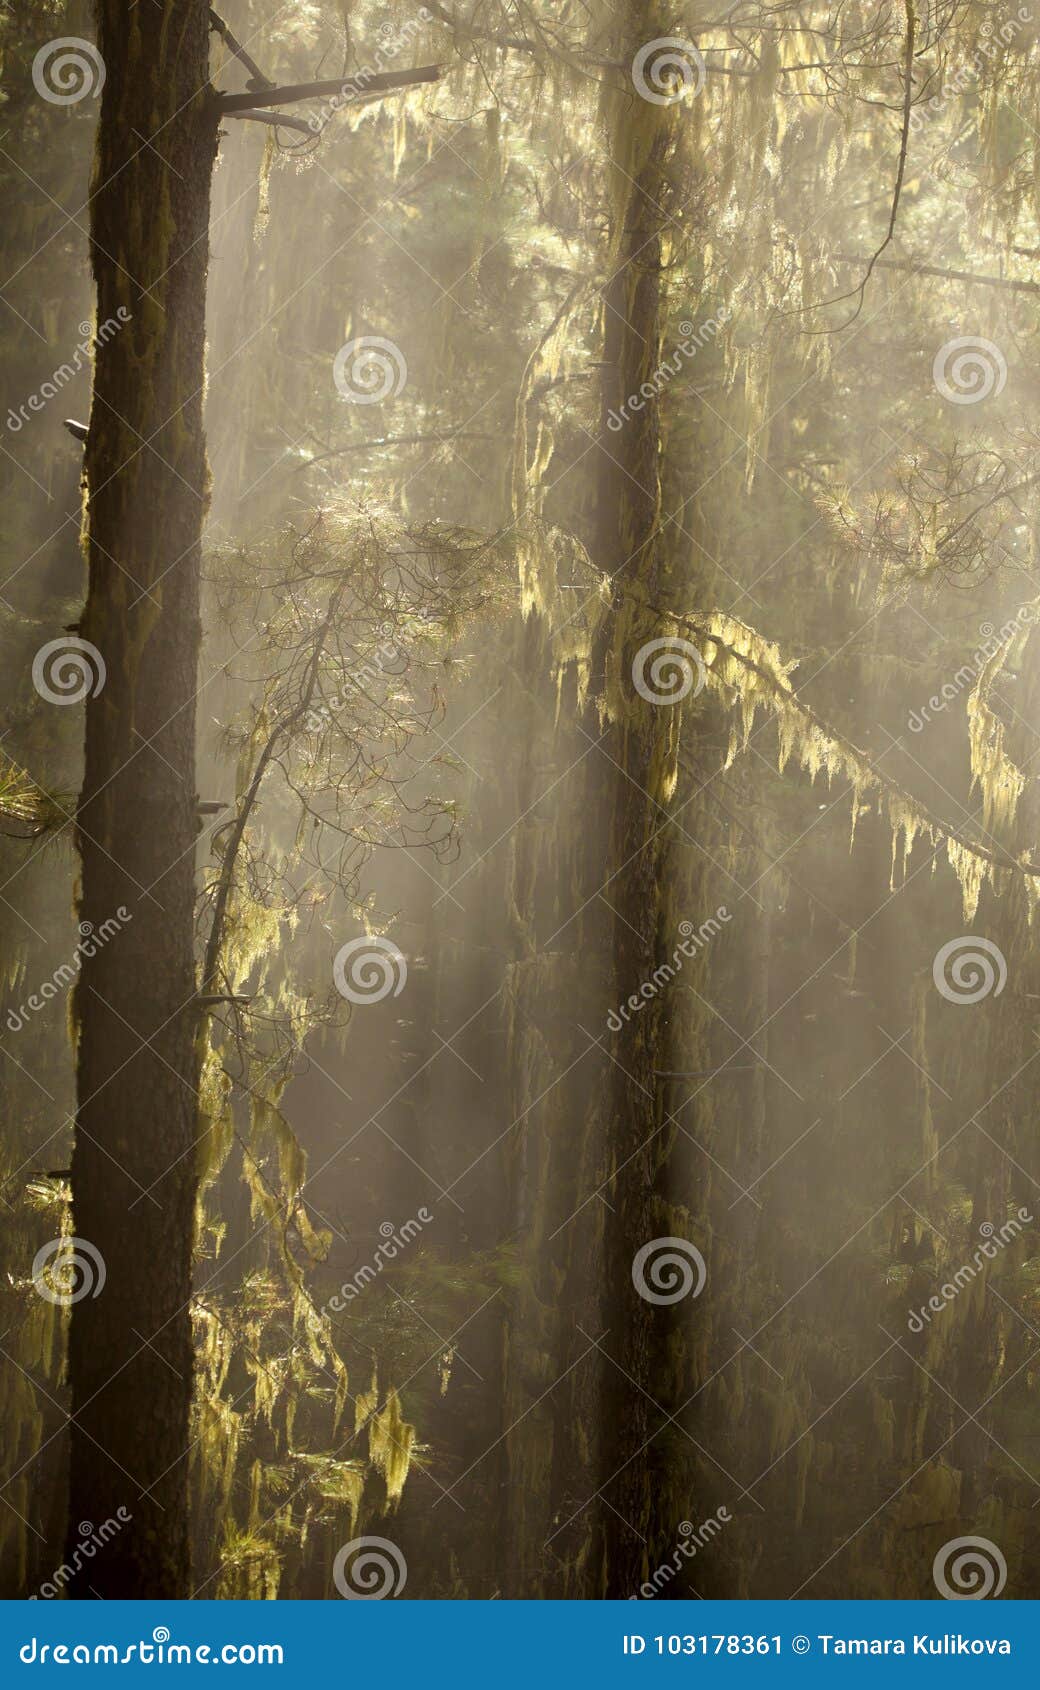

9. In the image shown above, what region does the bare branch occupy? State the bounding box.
[208,9,274,90]
[225,108,317,136]
[830,253,1040,296]
[798,0,916,330]
[217,65,442,115]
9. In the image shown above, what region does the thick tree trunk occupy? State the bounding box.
[66,1,217,1597]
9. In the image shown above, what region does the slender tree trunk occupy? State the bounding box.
[586,9,693,1596]
[67,1,217,1596]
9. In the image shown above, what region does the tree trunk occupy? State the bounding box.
[586,7,697,1596]
[66,1,217,1597]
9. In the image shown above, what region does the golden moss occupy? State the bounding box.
[966,636,1024,835]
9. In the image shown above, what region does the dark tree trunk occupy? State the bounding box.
[66,0,217,1597]
[585,11,693,1597]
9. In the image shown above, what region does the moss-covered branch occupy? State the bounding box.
[667,605,1040,916]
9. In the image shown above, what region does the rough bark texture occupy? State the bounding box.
[585,33,684,1598]
[67,1,217,1597]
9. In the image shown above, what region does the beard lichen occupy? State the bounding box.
[966,634,1026,837]
[653,605,1040,923]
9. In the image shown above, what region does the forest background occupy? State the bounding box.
[2,0,1040,1603]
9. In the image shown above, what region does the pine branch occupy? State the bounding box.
[200,583,347,994]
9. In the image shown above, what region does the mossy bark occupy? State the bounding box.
[577,7,701,1597]
[67,1,218,1597]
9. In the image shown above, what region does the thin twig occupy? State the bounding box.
[801,0,916,330]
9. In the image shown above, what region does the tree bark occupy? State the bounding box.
[66,0,218,1597]
[584,6,695,1596]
